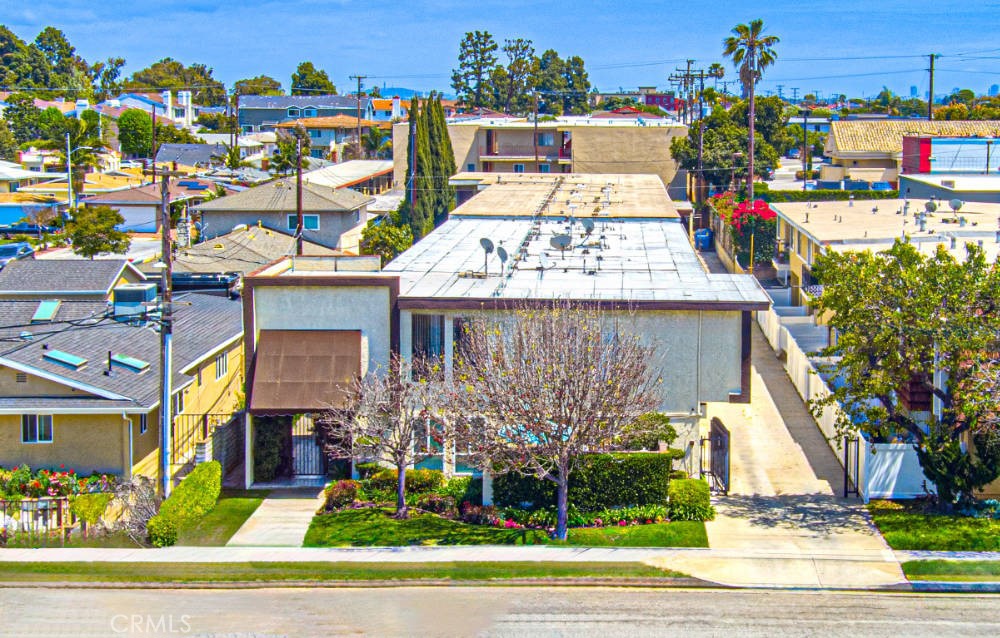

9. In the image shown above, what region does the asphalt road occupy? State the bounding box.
[1,586,998,637]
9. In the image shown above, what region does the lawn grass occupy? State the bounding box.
[176,489,268,547]
[902,560,1000,582]
[304,507,708,548]
[0,561,687,583]
[1,530,142,549]
[867,500,1000,551]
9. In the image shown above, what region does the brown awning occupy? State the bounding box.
[249,330,361,415]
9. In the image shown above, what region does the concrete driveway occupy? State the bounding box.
[226,488,325,547]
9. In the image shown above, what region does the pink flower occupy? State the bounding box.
[618,520,626,526]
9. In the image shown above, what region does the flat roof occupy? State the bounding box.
[772,198,1000,262]
[382,215,768,307]
[303,160,393,189]
[900,174,1000,192]
[448,173,679,219]
[447,115,683,129]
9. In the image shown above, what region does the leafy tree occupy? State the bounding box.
[155,122,203,145]
[0,120,17,161]
[290,61,336,95]
[90,56,125,101]
[724,19,779,202]
[561,55,591,115]
[125,58,226,105]
[36,107,68,142]
[0,26,51,93]
[534,49,566,115]
[117,109,153,157]
[234,75,283,96]
[443,301,662,540]
[361,212,413,265]
[599,96,664,115]
[196,112,229,132]
[451,31,499,109]
[493,38,536,114]
[730,96,793,156]
[810,241,1000,508]
[66,205,131,259]
[3,93,42,144]
[270,125,311,175]
[213,143,247,170]
[33,27,82,79]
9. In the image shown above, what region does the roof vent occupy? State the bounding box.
[112,283,158,321]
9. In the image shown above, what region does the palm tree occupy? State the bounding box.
[707,63,725,89]
[362,127,391,159]
[723,19,779,202]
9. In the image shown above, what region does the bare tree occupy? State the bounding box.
[444,302,662,540]
[320,354,440,518]
[108,476,161,546]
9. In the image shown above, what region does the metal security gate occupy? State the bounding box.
[292,415,326,476]
[701,417,730,495]
[843,436,860,498]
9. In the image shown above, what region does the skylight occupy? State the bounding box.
[31,300,61,323]
[43,350,87,369]
[111,353,150,372]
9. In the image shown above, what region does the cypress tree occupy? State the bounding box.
[413,97,434,238]
[431,95,456,225]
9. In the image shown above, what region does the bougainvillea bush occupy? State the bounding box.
[0,465,114,500]
[712,193,777,268]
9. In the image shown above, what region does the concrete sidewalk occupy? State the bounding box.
[226,488,324,547]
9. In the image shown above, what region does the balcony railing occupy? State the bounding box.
[480,144,567,158]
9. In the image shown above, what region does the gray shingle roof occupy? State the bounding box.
[154,143,226,167]
[0,300,110,339]
[192,179,372,214]
[239,95,368,110]
[0,293,243,409]
[170,227,339,274]
[0,260,139,296]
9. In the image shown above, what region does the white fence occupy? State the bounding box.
[755,304,930,501]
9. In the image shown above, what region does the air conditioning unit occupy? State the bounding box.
[112,283,158,320]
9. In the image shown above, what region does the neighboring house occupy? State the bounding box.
[392,114,688,197]
[191,178,373,251]
[768,198,1000,306]
[0,260,244,485]
[368,97,407,122]
[112,91,197,127]
[239,172,768,487]
[170,226,343,275]
[275,116,389,160]
[822,120,1000,185]
[898,174,1000,204]
[154,143,227,169]
[238,95,370,133]
[302,160,393,194]
[0,161,56,193]
[81,177,235,233]
[900,135,999,176]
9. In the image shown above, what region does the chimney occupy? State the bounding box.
[161,90,173,121]
[392,96,401,119]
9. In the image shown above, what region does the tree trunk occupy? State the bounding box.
[747,47,756,204]
[396,463,408,519]
[555,475,570,541]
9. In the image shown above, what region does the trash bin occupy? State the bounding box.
[694,228,713,251]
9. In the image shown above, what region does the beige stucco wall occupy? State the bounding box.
[0,366,84,396]
[201,209,366,251]
[571,126,685,189]
[253,285,392,374]
[0,413,128,475]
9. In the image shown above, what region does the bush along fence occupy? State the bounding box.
[147,461,222,547]
[0,465,115,539]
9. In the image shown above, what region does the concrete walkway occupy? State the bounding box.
[226,488,324,547]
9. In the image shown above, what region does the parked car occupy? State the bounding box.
[0,222,59,238]
[0,242,35,267]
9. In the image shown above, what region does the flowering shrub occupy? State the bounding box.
[495,503,669,530]
[323,480,360,511]
[710,193,778,268]
[0,465,114,500]
[458,502,499,526]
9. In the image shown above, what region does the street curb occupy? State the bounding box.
[909,581,1000,593]
[0,577,713,590]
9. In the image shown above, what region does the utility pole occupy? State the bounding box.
[776,84,784,100]
[791,87,799,103]
[350,74,368,158]
[65,132,72,210]
[928,54,937,121]
[151,107,157,184]
[408,103,417,214]
[296,137,303,256]
[802,107,809,192]
[533,91,539,172]
[696,119,705,207]
[158,171,175,498]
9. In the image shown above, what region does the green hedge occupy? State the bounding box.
[369,468,444,494]
[757,188,899,203]
[69,493,112,526]
[493,452,683,511]
[147,461,222,546]
[667,478,715,521]
[253,416,291,482]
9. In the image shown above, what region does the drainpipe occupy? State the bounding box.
[123,412,134,480]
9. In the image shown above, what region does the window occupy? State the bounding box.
[139,414,148,435]
[513,163,525,173]
[412,314,445,377]
[467,163,476,172]
[303,108,317,117]
[215,351,229,380]
[537,132,555,146]
[287,107,300,118]
[309,129,321,138]
[21,415,53,443]
[287,214,320,231]
[539,164,551,173]
[173,391,184,416]
[310,149,323,158]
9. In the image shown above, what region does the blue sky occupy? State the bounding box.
[5,0,999,100]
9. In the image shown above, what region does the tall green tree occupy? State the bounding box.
[90,56,125,101]
[451,31,499,109]
[493,38,536,114]
[729,95,793,156]
[399,97,434,239]
[534,49,566,115]
[3,93,42,144]
[811,241,1000,508]
[361,210,414,266]
[117,109,153,157]
[290,62,336,95]
[723,19,779,202]
[125,58,227,105]
[425,94,456,226]
[0,120,18,161]
[561,55,591,114]
[270,125,311,175]
[66,205,131,259]
[234,75,284,96]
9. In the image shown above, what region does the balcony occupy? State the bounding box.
[479,144,568,161]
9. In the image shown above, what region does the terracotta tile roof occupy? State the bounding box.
[828,119,1000,155]
[370,98,394,110]
[275,115,381,130]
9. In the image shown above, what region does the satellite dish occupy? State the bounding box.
[949,199,963,213]
[549,234,572,251]
[924,201,937,213]
[582,219,595,235]
[480,238,494,254]
[497,246,508,264]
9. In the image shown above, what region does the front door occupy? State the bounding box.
[291,415,325,476]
